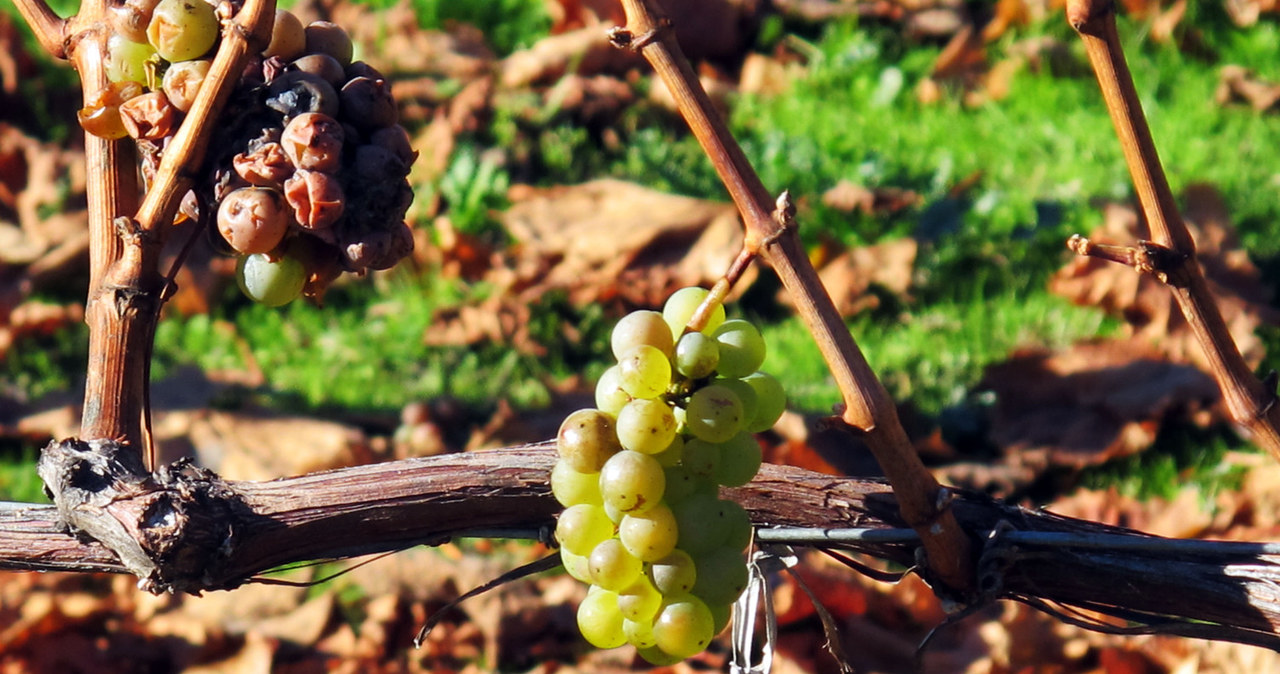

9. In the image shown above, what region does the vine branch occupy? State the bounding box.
[4,445,1280,649]
[612,0,975,595]
[1066,0,1280,457]
[12,0,66,59]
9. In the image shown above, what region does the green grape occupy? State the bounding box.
[652,596,715,658]
[685,384,743,443]
[599,450,665,514]
[720,499,754,551]
[577,588,626,649]
[662,464,697,504]
[588,538,643,592]
[147,0,219,62]
[712,319,767,378]
[617,575,663,622]
[651,434,684,468]
[637,644,684,666]
[715,377,757,428]
[556,409,621,473]
[681,438,720,478]
[615,398,677,455]
[555,503,614,555]
[708,601,733,636]
[237,253,305,307]
[616,344,671,400]
[612,310,674,359]
[662,287,725,337]
[105,34,155,85]
[603,501,624,524]
[551,460,602,507]
[674,331,719,379]
[623,617,658,649]
[710,431,762,488]
[672,493,730,555]
[619,503,678,562]
[691,546,749,605]
[648,549,696,596]
[560,547,592,583]
[594,365,631,417]
[743,371,786,432]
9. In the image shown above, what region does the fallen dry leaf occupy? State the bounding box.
[980,338,1219,470]
[1215,65,1280,112]
[778,236,917,317]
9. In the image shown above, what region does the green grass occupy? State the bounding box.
[152,271,610,416]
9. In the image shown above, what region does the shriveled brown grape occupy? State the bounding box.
[217,187,290,254]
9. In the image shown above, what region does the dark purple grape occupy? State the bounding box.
[369,125,417,167]
[304,21,353,65]
[339,77,397,129]
[288,53,345,87]
[343,221,414,271]
[265,71,339,120]
[344,61,385,81]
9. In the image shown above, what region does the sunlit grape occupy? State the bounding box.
[662,286,725,337]
[619,503,678,562]
[147,0,219,62]
[615,398,677,455]
[616,344,671,400]
[617,575,663,622]
[612,310,674,359]
[556,409,621,473]
[648,549,696,596]
[106,34,155,85]
[599,450,665,514]
[652,596,715,658]
[577,588,626,649]
[588,538,643,592]
[551,460,602,507]
[555,503,614,555]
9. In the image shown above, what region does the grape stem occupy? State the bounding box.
[12,0,66,59]
[1066,0,1280,458]
[61,0,278,469]
[610,0,976,596]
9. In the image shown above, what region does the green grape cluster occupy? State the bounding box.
[553,287,786,665]
[87,3,417,306]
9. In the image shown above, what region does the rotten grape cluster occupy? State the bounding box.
[552,287,786,665]
[85,1,417,305]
